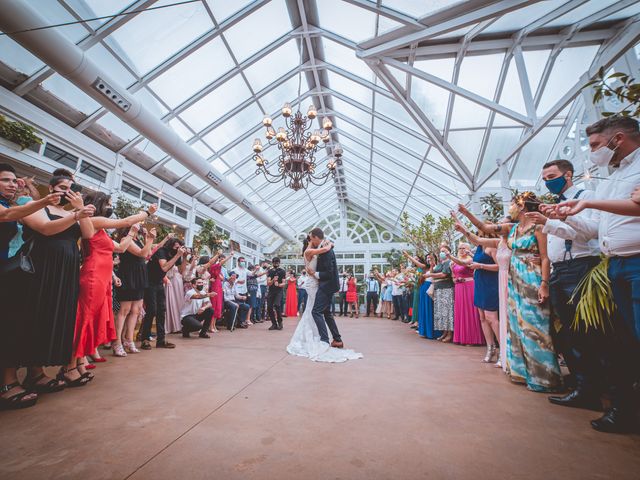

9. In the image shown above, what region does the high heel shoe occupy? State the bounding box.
[112,343,127,357]
[57,367,90,388]
[482,345,496,363]
[123,341,140,354]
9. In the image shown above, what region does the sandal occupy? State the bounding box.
[57,367,90,388]
[0,382,38,410]
[112,343,128,357]
[123,341,140,354]
[23,373,65,394]
[77,361,95,382]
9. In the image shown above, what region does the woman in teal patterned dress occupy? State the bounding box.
[457,194,561,392]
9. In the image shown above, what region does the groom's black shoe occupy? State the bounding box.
[331,340,344,348]
[548,390,601,411]
[591,408,637,433]
[268,325,278,331]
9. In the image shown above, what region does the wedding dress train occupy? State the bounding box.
[286,255,363,363]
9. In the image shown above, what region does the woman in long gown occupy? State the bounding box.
[4,176,95,389]
[403,251,426,331]
[470,243,500,362]
[457,195,562,391]
[417,253,438,339]
[164,265,185,333]
[70,192,152,374]
[448,243,484,346]
[204,249,233,331]
[452,213,511,368]
[286,237,362,363]
[345,273,359,318]
[285,270,298,317]
[426,245,454,343]
[374,270,394,319]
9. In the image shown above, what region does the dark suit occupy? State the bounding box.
[311,247,341,343]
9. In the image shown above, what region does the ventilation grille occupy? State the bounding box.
[92,77,130,112]
[206,171,222,185]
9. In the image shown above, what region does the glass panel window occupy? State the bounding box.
[175,206,188,219]
[43,143,79,169]
[142,191,159,203]
[322,38,373,82]
[447,129,485,173]
[223,0,292,63]
[326,71,372,108]
[121,180,141,198]
[85,43,136,87]
[478,127,522,182]
[512,126,560,182]
[67,0,134,26]
[168,117,194,141]
[138,140,167,162]
[497,56,527,117]
[373,117,428,156]
[180,74,251,132]
[148,37,235,108]
[106,0,212,75]
[204,0,253,23]
[243,40,301,92]
[41,75,101,115]
[483,0,566,34]
[372,138,422,171]
[164,159,189,178]
[382,0,460,18]
[0,37,45,75]
[260,76,306,113]
[96,112,138,142]
[201,103,263,152]
[331,97,372,126]
[449,96,491,129]
[317,0,376,43]
[133,87,168,118]
[458,53,503,99]
[80,160,107,183]
[160,199,175,212]
[523,49,550,97]
[36,1,89,43]
[374,92,418,129]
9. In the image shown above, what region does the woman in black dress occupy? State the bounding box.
[2,175,95,393]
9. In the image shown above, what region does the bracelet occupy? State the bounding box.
[143,209,151,216]
[73,211,80,221]
[541,279,549,285]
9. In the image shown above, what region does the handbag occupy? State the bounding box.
[0,239,35,275]
[427,284,435,299]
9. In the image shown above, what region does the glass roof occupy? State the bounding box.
[1,0,638,247]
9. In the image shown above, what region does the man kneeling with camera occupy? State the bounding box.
[181,278,217,338]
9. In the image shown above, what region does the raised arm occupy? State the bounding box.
[456,205,512,236]
[453,217,500,248]
[0,192,62,222]
[159,246,186,273]
[561,197,640,217]
[446,252,472,267]
[304,240,333,260]
[22,202,95,237]
[113,224,140,253]
[403,250,426,269]
[91,203,157,230]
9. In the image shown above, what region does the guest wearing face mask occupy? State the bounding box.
[541,115,640,433]
[297,271,308,314]
[140,238,187,350]
[181,278,217,338]
[524,160,603,409]
[68,193,155,379]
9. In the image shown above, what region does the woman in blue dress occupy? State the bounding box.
[469,242,500,362]
[418,253,438,339]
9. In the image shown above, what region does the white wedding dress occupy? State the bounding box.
[286,254,363,363]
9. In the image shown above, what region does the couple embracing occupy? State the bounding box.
[286,228,363,363]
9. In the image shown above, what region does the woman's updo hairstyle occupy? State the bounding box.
[302,234,311,254]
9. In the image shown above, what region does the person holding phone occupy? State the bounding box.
[267,257,286,330]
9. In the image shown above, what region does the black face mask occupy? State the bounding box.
[195,285,204,291]
[104,207,114,218]
[56,191,69,206]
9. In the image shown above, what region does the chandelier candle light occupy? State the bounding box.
[252,103,343,191]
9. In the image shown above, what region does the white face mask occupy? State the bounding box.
[589,134,619,167]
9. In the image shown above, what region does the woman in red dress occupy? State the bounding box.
[67,192,156,378]
[346,273,359,318]
[204,249,233,332]
[285,270,298,317]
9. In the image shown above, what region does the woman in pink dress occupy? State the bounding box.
[164,265,184,333]
[447,243,484,346]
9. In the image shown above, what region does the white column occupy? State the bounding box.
[497,158,511,213]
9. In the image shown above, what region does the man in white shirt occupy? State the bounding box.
[337,272,349,316]
[256,261,269,320]
[181,278,216,338]
[297,271,308,314]
[235,256,248,295]
[223,272,250,330]
[526,159,601,411]
[542,115,640,434]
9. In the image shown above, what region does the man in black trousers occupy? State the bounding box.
[266,257,286,330]
[305,227,344,348]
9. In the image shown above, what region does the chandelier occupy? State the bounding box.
[251,104,343,191]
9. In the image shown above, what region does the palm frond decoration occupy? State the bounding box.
[569,257,615,332]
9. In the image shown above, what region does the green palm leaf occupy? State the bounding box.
[569,257,615,332]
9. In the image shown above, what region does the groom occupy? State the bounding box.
[305,227,344,348]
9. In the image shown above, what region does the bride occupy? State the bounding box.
[286,236,363,363]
